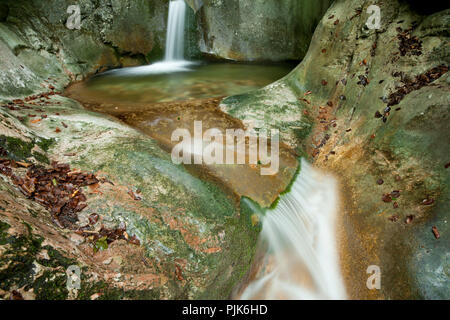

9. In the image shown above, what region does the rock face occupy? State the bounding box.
[221,0,449,299]
[194,0,333,61]
[0,0,168,98]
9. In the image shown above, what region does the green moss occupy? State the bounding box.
[38,245,77,269]
[0,220,10,245]
[32,270,68,300]
[198,199,261,299]
[0,135,53,164]
[77,278,161,300]
[36,138,54,153]
[0,222,43,290]
[146,42,164,63]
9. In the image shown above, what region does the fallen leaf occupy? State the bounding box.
[382,193,392,203]
[432,226,440,239]
[16,161,32,168]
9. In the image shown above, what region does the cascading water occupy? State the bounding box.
[107,0,191,75]
[238,159,347,300]
[164,0,187,61]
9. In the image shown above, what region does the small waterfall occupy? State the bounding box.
[104,0,192,75]
[239,159,346,300]
[165,0,187,61]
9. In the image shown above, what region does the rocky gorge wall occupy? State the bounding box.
[192,0,333,61]
[221,0,449,299]
[0,0,168,99]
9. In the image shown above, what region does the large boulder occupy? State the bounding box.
[0,95,260,299]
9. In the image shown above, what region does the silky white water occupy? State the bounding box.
[107,0,192,76]
[165,0,187,61]
[240,159,346,300]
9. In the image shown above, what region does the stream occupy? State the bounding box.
[64,0,346,299]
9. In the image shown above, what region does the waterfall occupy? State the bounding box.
[165,0,187,61]
[104,0,191,75]
[239,159,346,300]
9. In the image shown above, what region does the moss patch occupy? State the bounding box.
[0,135,53,164]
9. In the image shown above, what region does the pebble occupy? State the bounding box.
[102,258,113,265]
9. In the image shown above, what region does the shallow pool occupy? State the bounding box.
[76,62,295,104]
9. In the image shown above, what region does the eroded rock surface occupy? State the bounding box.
[221,0,449,299]
[0,95,260,299]
[194,0,333,61]
[0,0,169,98]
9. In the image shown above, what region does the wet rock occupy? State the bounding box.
[0,3,9,22]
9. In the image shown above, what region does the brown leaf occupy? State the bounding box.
[422,198,434,205]
[16,161,32,168]
[175,264,184,281]
[382,193,392,203]
[432,226,440,239]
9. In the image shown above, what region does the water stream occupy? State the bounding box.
[165,0,187,61]
[65,0,347,300]
[237,159,346,300]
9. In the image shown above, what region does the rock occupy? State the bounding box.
[0,91,260,299]
[0,3,8,22]
[196,0,333,61]
[102,258,113,265]
[0,0,168,99]
[90,293,101,300]
[70,233,85,245]
[112,256,123,266]
[185,0,204,13]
